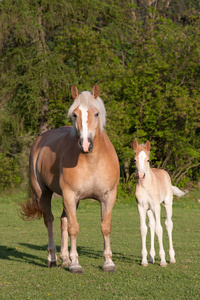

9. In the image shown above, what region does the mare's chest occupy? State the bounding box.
[61,155,118,199]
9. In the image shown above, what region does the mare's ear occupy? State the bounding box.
[133,140,139,152]
[92,84,99,99]
[145,140,151,151]
[71,85,79,99]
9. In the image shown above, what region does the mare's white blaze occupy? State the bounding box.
[138,150,147,179]
[79,104,90,151]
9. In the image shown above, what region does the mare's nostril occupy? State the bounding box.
[78,138,83,149]
[88,137,93,152]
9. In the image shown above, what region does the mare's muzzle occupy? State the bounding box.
[78,137,93,153]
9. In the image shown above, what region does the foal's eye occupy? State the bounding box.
[134,159,136,164]
[95,112,99,117]
[73,113,77,118]
[147,160,149,162]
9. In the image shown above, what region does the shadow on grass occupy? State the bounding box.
[0,245,46,267]
[20,243,137,263]
[0,243,140,268]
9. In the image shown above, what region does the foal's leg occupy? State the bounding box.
[60,209,71,267]
[39,190,58,268]
[63,190,82,273]
[153,205,167,267]
[138,204,148,266]
[164,202,176,263]
[147,209,155,263]
[100,188,117,272]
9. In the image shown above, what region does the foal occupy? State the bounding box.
[133,140,185,266]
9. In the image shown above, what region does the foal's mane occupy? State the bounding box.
[68,91,106,136]
[137,143,148,152]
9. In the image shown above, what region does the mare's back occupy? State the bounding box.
[32,126,73,155]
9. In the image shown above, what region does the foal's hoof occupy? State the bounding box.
[141,262,148,267]
[148,257,155,264]
[170,259,176,264]
[47,260,58,268]
[61,258,71,268]
[69,263,83,274]
[160,263,167,267]
[102,262,115,272]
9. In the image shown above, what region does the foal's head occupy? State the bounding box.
[133,140,151,180]
[68,84,106,153]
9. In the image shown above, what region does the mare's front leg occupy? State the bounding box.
[101,188,117,272]
[138,203,148,266]
[62,189,82,273]
[60,209,71,268]
[147,209,156,263]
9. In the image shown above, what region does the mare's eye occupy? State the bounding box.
[147,160,149,162]
[95,112,99,117]
[73,113,77,118]
[134,159,136,164]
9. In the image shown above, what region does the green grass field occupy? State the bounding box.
[0,188,200,299]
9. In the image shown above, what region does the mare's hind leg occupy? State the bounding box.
[101,188,117,272]
[39,190,58,268]
[147,209,155,263]
[60,209,71,267]
[164,202,176,263]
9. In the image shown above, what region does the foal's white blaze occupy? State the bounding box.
[79,104,90,152]
[138,150,147,179]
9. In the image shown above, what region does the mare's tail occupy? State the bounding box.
[19,189,43,220]
[172,185,185,197]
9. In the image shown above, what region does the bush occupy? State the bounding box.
[0,152,22,190]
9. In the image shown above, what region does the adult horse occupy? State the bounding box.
[20,84,120,273]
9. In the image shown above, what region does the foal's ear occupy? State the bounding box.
[92,84,99,99]
[133,140,139,152]
[145,140,151,151]
[71,85,79,99]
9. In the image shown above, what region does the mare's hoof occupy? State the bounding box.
[47,260,58,268]
[69,263,83,274]
[102,262,115,272]
[61,259,71,268]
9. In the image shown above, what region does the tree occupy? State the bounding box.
[0,0,199,191]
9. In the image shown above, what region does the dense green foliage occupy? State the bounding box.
[0,189,200,298]
[0,0,199,191]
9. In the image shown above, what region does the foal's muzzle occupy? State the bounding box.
[138,172,145,180]
[78,137,93,153]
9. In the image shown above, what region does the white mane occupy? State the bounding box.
[68,91,106,135]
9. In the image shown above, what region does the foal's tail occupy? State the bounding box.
[172,185,185,197]
[19,189,43,220]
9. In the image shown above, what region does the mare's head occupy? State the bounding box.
[68,84,106,153]
[133,140,151,180]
